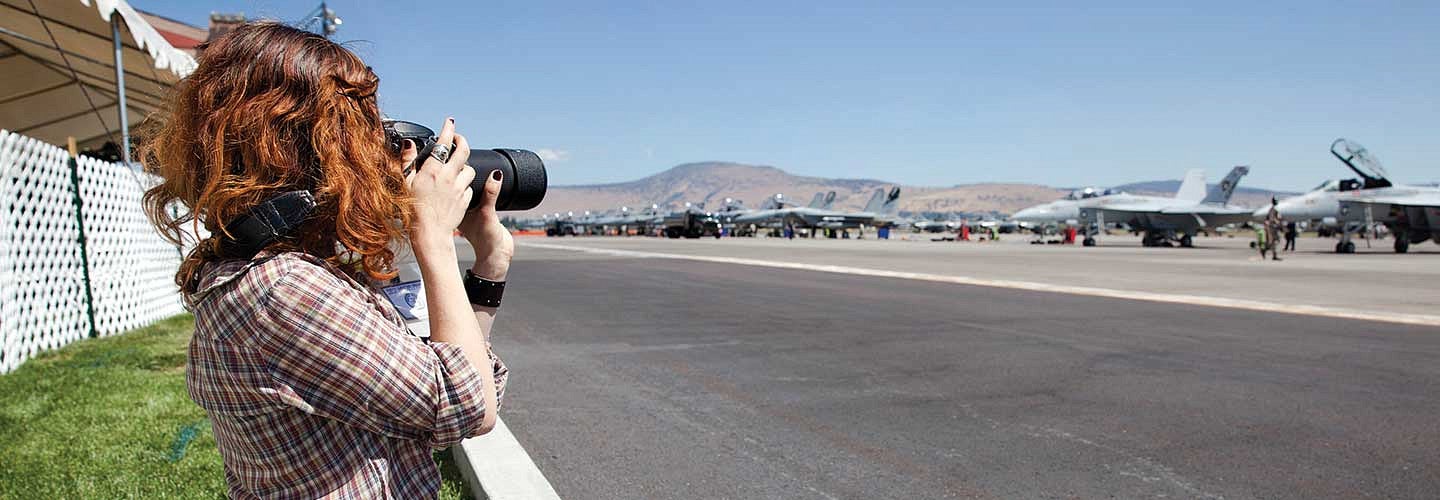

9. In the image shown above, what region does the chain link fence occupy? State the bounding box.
[1,130,185,373]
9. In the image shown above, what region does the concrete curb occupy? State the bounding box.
[452,417,561,500]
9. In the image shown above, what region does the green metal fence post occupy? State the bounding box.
[66,139,98,338]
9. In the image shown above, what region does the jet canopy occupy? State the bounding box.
[1311,179,1366,193]
[1064,187,1112,200]
[1330,138,1392,189]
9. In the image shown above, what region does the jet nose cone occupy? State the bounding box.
[1252,206,1268,219]
[1013,208,1040,221]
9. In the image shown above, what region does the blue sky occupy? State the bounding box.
[138,1,1439,190]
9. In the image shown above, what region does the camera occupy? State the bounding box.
[384,120,548,211]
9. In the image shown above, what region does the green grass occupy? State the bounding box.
[0,314,472,499]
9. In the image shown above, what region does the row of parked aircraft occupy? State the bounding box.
[541,186,905,238]
[1009,138,1439,253]
[539,138,1436,254]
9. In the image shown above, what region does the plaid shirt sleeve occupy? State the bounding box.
[251,261,503,449]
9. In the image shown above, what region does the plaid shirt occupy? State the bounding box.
[186,251,507,499]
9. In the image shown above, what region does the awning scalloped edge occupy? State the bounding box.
[82,0,198,77]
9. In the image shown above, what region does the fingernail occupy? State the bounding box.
[491,170,503,181]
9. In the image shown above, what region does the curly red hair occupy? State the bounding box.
[141,21,412,294]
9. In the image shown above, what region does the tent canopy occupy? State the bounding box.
[0,0,197,150]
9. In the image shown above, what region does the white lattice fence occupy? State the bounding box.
[0,131,92,373]
[0,130,186,373]
[76,156,184,337]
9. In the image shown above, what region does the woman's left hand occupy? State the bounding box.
[459,169,515,281]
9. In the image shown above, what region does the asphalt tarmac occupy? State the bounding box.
[520,234,1440,320]
[486,242,1440,499]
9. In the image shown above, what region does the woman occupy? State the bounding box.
[141,22,510,498]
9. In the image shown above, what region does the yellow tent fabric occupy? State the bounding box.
[0,0,197,150]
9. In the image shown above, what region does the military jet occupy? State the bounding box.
[1268,139,1440,253]
[588,208,629,233]
[1011,187,1104,229]
[587,205,666,235]
[1077,166,1252,247]
[806,191,838,210]
[729,187,901,233]
[1011,169,1212,231]
[910,217,961,233]
[823,187,904,230]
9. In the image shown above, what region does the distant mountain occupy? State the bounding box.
[518,162,1295,218]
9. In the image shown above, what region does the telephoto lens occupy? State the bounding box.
[383,120,548,211]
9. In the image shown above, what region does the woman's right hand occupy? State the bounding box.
[402,119,501,432]
[405,118,475,250]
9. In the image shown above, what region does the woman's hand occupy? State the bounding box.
[402,119,502,434]
[459,168,515,281]
[405,118,474,253]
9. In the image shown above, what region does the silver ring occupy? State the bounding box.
[430,143,453,163]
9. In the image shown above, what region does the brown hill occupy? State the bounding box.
[517,162,1289,218]
[520,162,1065,217]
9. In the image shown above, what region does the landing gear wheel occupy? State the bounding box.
[1179,235,1194,248]
[1141,232,1166,247]
[665,228,681,239]
[1337,241,1356,254]
[1082,237,1096,247]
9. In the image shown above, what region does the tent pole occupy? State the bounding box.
[110,14,130,165]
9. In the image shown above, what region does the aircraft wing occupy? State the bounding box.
[1161,206,1254,226]
[1081,206,1158,221]
[1339,190,1440,231]
[1082,205,1252,231]
[1077,206,1159,229]
[1344,191,1440,208]
[1159,206,1253,216]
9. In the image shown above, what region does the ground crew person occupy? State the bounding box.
[1255,224,1268,259]
[1262,198,1283,261]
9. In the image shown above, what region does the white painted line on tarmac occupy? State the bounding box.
[524,242,1440,328]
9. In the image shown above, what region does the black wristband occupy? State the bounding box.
[464,269,505,307]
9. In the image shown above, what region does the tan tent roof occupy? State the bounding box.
[0,0,197,150]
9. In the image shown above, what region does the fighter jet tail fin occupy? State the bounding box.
[1175,169,1207,202]
[760,194,784,210]
[880,186,902,215]
[861,188,886,213]
[1202,166,1249,205]
[821,191,837,210]
[806,192,826,209]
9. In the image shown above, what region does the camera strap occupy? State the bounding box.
[218,190,317,260]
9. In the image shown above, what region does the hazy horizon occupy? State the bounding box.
[548,160,1303,193]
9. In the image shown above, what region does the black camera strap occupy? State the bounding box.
[218,190,317,260]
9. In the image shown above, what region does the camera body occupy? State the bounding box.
[384,120,548,211]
